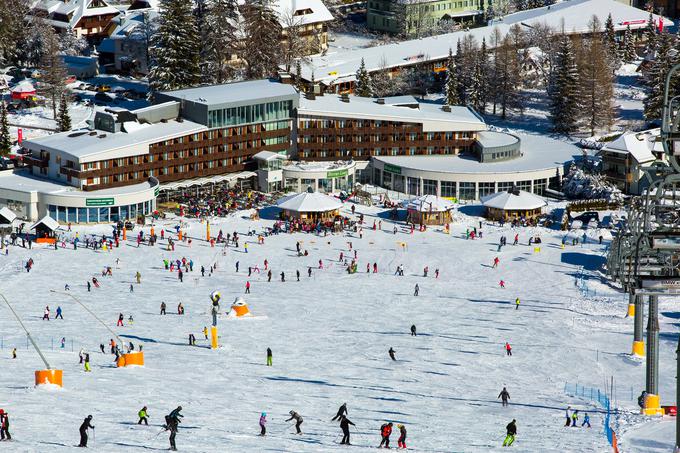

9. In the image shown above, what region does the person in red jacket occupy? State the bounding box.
[379,422,392,448]
[505,342,512,356]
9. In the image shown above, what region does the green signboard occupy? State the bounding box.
[86,198,114,207]
[384,164,402,175]
[327,169,348,179]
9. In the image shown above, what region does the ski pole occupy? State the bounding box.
[92,427,95,445]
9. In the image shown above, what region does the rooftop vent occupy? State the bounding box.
[89,131,97,136]
[442,105,451,112]
[98,134,107,139]
[376,98,385,105]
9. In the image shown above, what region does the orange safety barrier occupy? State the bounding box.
[35,369,63,387]
[35,238,56,244]
[116,351,145,367]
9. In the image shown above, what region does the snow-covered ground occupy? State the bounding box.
[0,201,675,451]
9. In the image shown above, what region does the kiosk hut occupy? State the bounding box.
[406,195,455,225]
[0,207,16,225]
[277,192,343,223]
[482,189,547,221]
[29,216,60,243]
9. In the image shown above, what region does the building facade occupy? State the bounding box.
[367,0,487,35]
[30,0,120,40]
[599,129,662,195]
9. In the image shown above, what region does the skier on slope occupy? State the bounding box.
[138,406,149,425]
[498,387,510,406]
[411,325,417,336]
[164,406,183,451]
[286,410,303,434]
[502,419,517,447]
[339,415,355,445]
[389,347,396,361]
[259,412,267,436]
[397,424,407,449]
[331,403,348,421]
[78,415,94,447]
[505,342,512,356]
[378,422,393,448]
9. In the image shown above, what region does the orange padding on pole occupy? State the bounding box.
[116,351,145,367]
[35,369,63,387]
[612,431,619,453]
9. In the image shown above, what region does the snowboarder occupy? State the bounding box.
[397,424,407,449]
[266,348,272,366]
[78,415,94,447]
[286,410,303,434]
[502,419,516,447]
[414,284,419,296]
[505,342,512,356]
[582,412,591,428]
[259,412,267,436]
[332,403,348,421]
[379,422,393,448]
[388,347,396,361]
[339,415,355,445]
[138,406,149,425]
[411,325,416,336]
[498,387,510,406]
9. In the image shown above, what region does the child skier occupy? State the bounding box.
[138,406,149,425]
[397,424,407,449]
[259,413,267,436]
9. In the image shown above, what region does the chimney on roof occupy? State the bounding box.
[305,91,316,100]
[376,98,385,105]
[442,105,451,112]
[340,93,350,103]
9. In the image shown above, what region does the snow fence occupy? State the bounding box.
[565,383,619,453]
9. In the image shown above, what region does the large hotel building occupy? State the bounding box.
[1,79,577,223]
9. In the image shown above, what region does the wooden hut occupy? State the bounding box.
[406,195,455,225]
[482,189,547,221]
[29,216,60,243]
[277,192,343,223]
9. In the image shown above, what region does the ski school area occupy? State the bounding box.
[0,195,676,452]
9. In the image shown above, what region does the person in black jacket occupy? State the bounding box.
[78,415,94,447]
[502,419,517,447]
[498,387,510,407]
[286,410,303,434]
[331,403,347,421]
[339,415,355,445]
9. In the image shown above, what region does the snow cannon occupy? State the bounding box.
[632,340,645,357]
[35,369,63,387]
[227,297,251,318]
[116,351,145,367]
[642,393,663,416]
[210,326,218,349]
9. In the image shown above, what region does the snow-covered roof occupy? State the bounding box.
[272,0,333,27]
[31,0,120,30]
[29,215,60,232]
[277,192,343,212]
[299,95,486,132]
[494,0,670,34]
[298,0,671,85]
[601,130,658,164]
[158,79,298,108]
[406,195,455,212]
[481,190,547,211]
[23,117,206,163]
[0,206,17,224]
[11,80,36,94]
[253,151,286,161]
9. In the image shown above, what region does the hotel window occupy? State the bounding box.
[423,179,437,195]
[478,182,495,198]
[517,180,532,192]
[458,182,476,200]
[441,181,456,198]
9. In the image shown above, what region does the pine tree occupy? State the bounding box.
[148,0,201,94]
[622,25,637,63]
[242,0,282,80]
[643,12,658,57]
[548,33,580,133]
[0,102,10,157]
[643,32,676,120]
[56,93,72,132]
[59,26,88,56]
[444,49,459,105]
[355,58,372,97]
[579,17,616,135]
[496,35,523,119]
[0,0,29,66]
[468,37,488,113]
[39,22,67,120]
[295,59,304,91]
[527,0,543,8]
[603,13,620,68]
[201,0,239,84]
